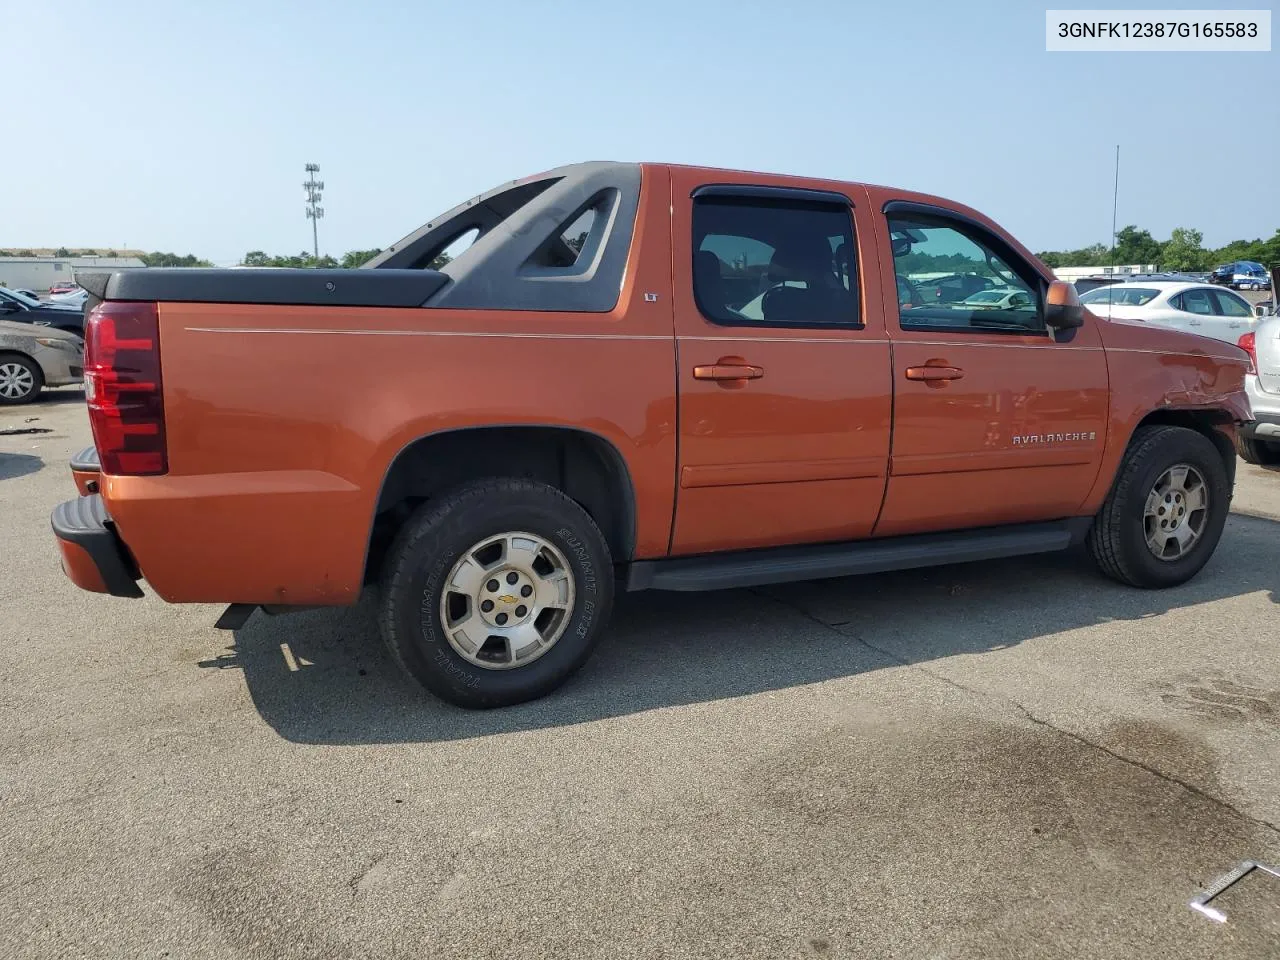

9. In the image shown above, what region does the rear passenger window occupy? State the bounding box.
[691,196,860,327]
[888,217,1043,334]
[1178,289,1214,315]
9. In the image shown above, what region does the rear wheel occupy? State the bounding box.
[0,355,42,405]
[378,478,614,708]
[1236,433,1280,466]
[1088,425,1230,588]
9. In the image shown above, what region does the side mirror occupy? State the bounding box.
[1044,280,1084,330]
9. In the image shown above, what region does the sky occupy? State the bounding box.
[2,0,1276,265]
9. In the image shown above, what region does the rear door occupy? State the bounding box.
[668,169,892,555]
[1173,287,1218,337]
[874,200,1109,537]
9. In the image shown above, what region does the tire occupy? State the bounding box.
[1088,425,1230,589]
[378,478,615,709]
[1237,433,1280,466]
[0,354,43,405]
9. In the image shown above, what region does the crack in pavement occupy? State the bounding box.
[348,853,387,897]
[751,587,1280,838]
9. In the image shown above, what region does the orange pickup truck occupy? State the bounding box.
[51,162,1253,708]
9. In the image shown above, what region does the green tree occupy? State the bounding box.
[141,252,212,267]
[1111,226,1161,265]
[54,247,72,257]
[1160,227,1207,271]
[340,248,382,269]
[16,250,36,258]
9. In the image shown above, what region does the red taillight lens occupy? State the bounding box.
[84,301,167,475]
[1237,331,1257,375]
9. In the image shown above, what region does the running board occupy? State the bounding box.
[625,518,1093,593]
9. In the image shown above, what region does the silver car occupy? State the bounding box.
[1239,312,1280,464]
[0,320,84,405]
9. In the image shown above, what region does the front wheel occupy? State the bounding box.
[0,355,42,405]
[1088,425,1230,588]
[378,479,615,708]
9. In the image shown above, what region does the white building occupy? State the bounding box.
[1052,264,1158,284]
[0,255,146,293]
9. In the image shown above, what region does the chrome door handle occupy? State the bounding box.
[905,365,964,381]
[693,357,764,381]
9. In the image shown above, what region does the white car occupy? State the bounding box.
[49,288,89,308]
[1079,281,1257,345]
[962,288,1033,311]
[1237,313,1280,464]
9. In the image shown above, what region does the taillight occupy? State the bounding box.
[1237,331,1257,375]
[84,301,167,475]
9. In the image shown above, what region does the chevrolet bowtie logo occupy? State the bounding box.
[498,595,519,604]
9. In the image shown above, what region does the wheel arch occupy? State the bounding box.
[363,424,638,584]
[1129,407,1238,490]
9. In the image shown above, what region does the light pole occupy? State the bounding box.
[304,163,324,261]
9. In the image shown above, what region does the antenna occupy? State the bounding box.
[304,163,324,261]
[1110,145,1120,272]
[1106,144,1119,307]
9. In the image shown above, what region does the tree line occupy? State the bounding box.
[9,227,1279,275]
[1036,225,1280,271]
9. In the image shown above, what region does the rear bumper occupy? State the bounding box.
[1242,375,1280,440]
[50,494,144,598]
[1242,413,1280,441]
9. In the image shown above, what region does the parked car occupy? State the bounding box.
[923,272,995,304]
[962,288,1033,310]
[1211,261,1271,290]
[1235,315,1280,464]
[0,286,85,334]
[0,319,84,404]
[50,289,90,309]
[48,282,82,297]
[1079,281,1257,344]
[1124,272,1204,284]
[11,288,42,301]
[49,161,1251,709]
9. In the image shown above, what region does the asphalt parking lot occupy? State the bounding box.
[3,391,1279,959]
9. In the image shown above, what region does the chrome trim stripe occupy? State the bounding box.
[1106,347,1243,362]
[185,327,671,340]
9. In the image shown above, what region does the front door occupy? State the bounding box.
[1209,287,1256,343]
[668,170,892,555]
[873,202,1109,538]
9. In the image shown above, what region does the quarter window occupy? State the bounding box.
[692,196,859,327]
[888,217,1042,333]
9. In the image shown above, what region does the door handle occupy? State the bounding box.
[693,357,764,382]
[905,364,964,382]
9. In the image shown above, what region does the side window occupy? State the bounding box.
[691,196,860,327]
[529,204,599,269]
[1212,290,1252,317]
[1179,288,1214,315]
[887,217,1043,333]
